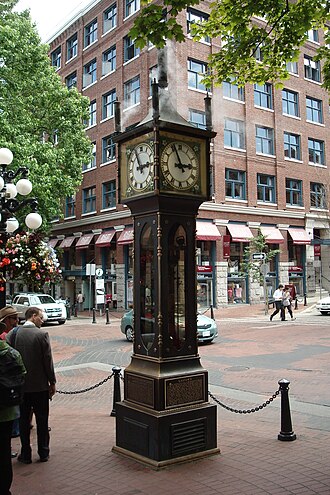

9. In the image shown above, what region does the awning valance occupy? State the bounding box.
[95,231,116,248]
[196,221,221,241]
[48,239,58,249]
[288,228,311,245]
[58,236,75,249]
[227,224,254,243]
[76,234,94,250]
[260,226,284,244]
[117,228,134,245]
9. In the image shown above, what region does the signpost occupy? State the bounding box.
[86,263,96,312]
[252,252,266,261]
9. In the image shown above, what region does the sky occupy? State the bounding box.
[15,0,92,41]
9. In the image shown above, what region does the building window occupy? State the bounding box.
[67,34,77,61]
[123,35,140,62]
[186,8,210,43]
[51,47,61,69]
[223,78,245,101]
[286,179,303,206]
[149,65,158,95]
[65,72,77,89]
[189,109,206,129]
[310,182,326,208]
[86,100,96,127]
[103,3,117,33]
[255,126,274,155]
[65,195,75,217]
[102,180,116,209]
[307,29,319,43]
[304,55,321,82]
[224,118,245,150]
[254,44,263,61]
[308,138,325,165]
[257,174,276,203]
[102,135,116,163]
[83,142,96,171]
[83,186,96,214]
[102,89,116,120]
[286,60,298,74]
[83,59,97,88]
[84,19,97,48]
[225,169,246,199]
[102,45,116,76]
[125,0,140,18]
[284,132,301,160]
[254,83,273,109]
[124,75,140,109]
[187,59,207,91]
[306,97,323,123]
[282,89,299,117]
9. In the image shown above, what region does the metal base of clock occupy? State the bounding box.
[113,400,219,468]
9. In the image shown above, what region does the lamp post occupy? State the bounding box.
[0,147,42,309]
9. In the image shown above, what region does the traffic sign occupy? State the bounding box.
[252,253,266,261]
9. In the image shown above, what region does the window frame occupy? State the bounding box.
[102,89,116,120]
[103,3,117,33]
[83,142,96,171]
[123,36,140,63]
[308,138,325,165]
[102,45,116,76]
[51,47,61,69]
[84,19,98,48]
[82,186,96,214]
[284,132,301,161]
[125,0,140,18]
[254,83,273,109]
[186,8,210,43]
[124,75,140,109]
[304,55,321,82]
[223,79,245,102]
[286,178,303,206]
[65,195,76,218]
[187,58,208,92]
[189,109,206,129]
[306,96,323,124]
[255,125,274,155]
[66,33,78,61]
[83,58,97,88]
[310,182,326,209]
[282,89,299,117]
[65,72,77,89]
[102,180,117,209]
[257,174,276,203]
[102,134,116,163]
[224,118,245,150]
[225,169,246,199]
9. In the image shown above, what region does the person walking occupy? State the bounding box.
[76,291,84,312]
[283,289,295,320]
[270,284,285,321]
[0,330,26,495]
[6,307,56,464]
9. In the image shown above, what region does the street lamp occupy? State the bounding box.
[0,147,42,308]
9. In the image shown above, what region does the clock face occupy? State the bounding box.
[128,143,154,192]
[161,141,199,191]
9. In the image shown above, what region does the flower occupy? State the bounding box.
[0,232,62,289]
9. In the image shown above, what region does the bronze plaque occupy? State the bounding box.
[126,373,154,408]
[165,374,205,409]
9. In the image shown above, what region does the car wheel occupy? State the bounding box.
[58,320,66,325]
[321,311,330,316]
[125,326,134,342]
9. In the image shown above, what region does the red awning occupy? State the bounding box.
[117,228,134,245]
[196,221,221,241]
[95,231,116,248]
[76,234,94,250]
[227,224,254,243]
[260,226,284,244]
[58,236,75,249]
[48,239,58,248]
[288,228,311,245]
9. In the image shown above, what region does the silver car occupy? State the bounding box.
[12,293,66,324]
[316,296,330,315]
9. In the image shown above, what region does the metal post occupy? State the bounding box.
[110,366,122,417]
[210,304,215,320]
[105,307,110,325]
[278,378,296,441]
[294,298,298,310]
[304,293,307,306]
[92,307,96,324]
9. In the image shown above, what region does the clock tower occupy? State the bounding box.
[113,81,219,467]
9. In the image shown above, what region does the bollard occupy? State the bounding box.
[110,366,122,417]
[278,379,296,441]
[294,298,298,310]
[105,307,110,325]
[304,293,307,306]
[92,307,96,324]
[210,304,215,320]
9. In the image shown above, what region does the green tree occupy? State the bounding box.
[0,0,91,231]
[240,231,280,284]
[131,0,330,89]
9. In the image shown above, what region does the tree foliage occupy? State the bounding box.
[0,1,91,231]
[131,0,330,89]
[240,231,280,284]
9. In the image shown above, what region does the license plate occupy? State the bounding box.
[202,331,211,337]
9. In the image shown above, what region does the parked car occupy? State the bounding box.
[121,309,218,344]
[316,295,330,315]
[12,293,66,324]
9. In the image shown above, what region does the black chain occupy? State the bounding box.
[57,373,114,395]
[208,387,280,414]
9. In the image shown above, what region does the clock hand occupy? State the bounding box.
[172,144,192,172]
[134,149,144,173]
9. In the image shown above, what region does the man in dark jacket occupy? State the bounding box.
[7,307,56,464]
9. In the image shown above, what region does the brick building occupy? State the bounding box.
[47,0,330,309]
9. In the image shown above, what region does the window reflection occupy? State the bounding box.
[168,226,186,350]
[140,224,155,350]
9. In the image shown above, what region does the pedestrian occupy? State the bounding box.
[76,291,84,312]
[6,307,56,464]
[270,284,285,321]
[283,289,295,320]
[0,327,26,495]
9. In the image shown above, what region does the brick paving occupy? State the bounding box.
[10,298,330,495]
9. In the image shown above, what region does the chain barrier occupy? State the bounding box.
[57,372,114,395]
[208,387,280,414]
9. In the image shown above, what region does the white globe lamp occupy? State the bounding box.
[25,212,42,230]
[16,178,33,196]
[6,218,19,233]
[0,147,14,165]
[6,183,17,198]
[0,176,4,191]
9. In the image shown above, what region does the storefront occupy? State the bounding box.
[260,225,284,298]
[226,224,254,304]
[287,228,310,296]
[197,266,213,309]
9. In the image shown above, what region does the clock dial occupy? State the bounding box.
[161,141,199,191]
[128,143,154,191]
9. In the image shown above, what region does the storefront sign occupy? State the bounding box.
[223,235,231,259]
[197,266,213,273]
[288,266,303,273]
[314,244,321,257]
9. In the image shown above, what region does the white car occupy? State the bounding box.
[316,296,330,315]
[12,293,67,324]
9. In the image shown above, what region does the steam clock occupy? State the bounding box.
[113,84,219,467]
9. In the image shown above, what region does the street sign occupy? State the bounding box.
[86,263,96,276]
[252,253,266,261]
[95,268,103,277]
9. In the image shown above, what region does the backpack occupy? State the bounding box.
[0,345,25,407]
